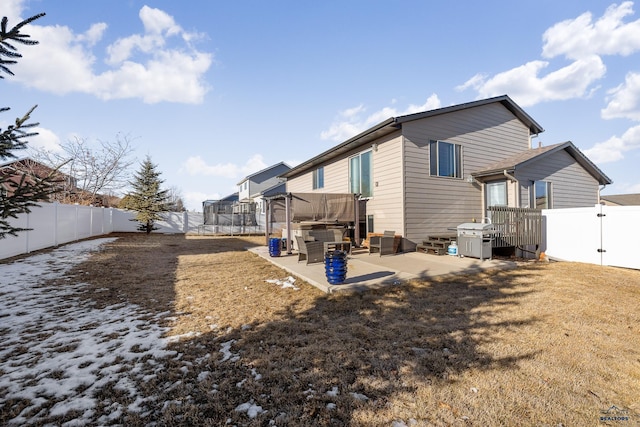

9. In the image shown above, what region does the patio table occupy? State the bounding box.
[324,241,352,254]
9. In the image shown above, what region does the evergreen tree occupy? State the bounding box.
[0,13,59,239]
[125,156,169,234]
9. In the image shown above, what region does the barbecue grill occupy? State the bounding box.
[456,222,495,260]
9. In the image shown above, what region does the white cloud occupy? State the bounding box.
[602,72,640,120]
[29,127,63,153]
[542,2,640,60]
[320,94,441,142]
[583,124,640,163]
[180,154,267,179]
[11,4,212,104]
[458,56,606,107]
[3,0,25,23]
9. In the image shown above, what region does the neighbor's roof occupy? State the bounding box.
[236,161,290,185]
[600,193,640,205]
[281,95,543,179]
[471,141,613,185]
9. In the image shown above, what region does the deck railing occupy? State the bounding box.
[488,206,542,248]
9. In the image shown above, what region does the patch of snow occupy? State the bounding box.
[219,340,240,362]
[326,403,337,410]
[265,276,299,290]
[166,331,202,343]
[251,367,262,381]
[350,392,369,401]
[197,371,211,382]
[235,401,265,419]
[0,238,180,424]
[326,386,339,397]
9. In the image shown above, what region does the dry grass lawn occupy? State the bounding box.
[3,232,639,426]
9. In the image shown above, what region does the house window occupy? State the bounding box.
[533,181,552,209]
[486,181,507,207]
[349,150,373,197]
[430,140,462,178]
[367,214,374,235]
[312,167,324,189]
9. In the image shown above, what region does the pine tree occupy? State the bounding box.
[0,13,60,239]
[125,156,169,234]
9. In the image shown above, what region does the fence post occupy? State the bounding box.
[54,201,59,247]
[25,211,30,254]
[183,211,188,233]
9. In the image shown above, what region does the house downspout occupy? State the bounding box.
[285,193,292,254]
[598,184,607,204]
[503,170,520,207]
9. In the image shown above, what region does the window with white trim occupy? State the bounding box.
[429,140,462,178]
[312,166,324,189]
[533,181,552,209]
[349,150,373,197]
[486,181,507,207]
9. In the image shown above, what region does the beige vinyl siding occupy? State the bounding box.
[403,103,532,241]
[283,132,405,234]
[517,150,600,208]
[285,173,311,193]
[366,134,404,233]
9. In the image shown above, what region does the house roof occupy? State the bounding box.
[203,193,239,204]
[0,157,74,181]
[471,141,613,185]
[252,181,287,198]
[236,161,290,185]
[281,95,544,179]
[600,193,640,205]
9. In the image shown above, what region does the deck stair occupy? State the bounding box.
[416,234,456,255]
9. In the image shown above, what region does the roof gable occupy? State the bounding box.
[237,162,291,185]
[472,141,612,185]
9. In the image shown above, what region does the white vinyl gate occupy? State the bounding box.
[543,204,640,270]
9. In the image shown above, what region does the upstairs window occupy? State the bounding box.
[312,166,324,189]
[533,181,552,209]
[349,150,372,197]
[430,140,462,178]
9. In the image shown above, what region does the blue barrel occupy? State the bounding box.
[325,250,347,284]
[269,238,281,257]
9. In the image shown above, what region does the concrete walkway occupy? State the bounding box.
[249,246,517,293]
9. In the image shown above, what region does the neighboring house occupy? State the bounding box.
[281,95,612,247]
[237,162,291,202]
[0,157,75,201]
[600,193,640,206]
[237,162,291,226]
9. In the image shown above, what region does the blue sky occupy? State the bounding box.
[4,0,640,211]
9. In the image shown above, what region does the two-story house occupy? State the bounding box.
[280,95,611,248]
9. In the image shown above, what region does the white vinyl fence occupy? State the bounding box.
[542,204,640,270]
[0,202,203,260]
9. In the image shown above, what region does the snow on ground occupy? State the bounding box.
[0,238,178,425]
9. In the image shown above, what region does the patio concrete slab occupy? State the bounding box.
[249,246,517,293]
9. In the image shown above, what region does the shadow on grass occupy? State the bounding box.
[15,233,540,426]
[162,261,541,425]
